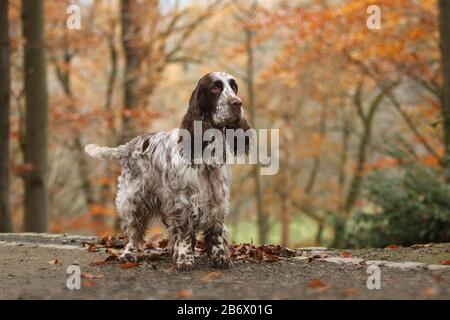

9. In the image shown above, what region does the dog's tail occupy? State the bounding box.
[84,144,126,161]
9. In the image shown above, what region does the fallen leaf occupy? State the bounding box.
[82,280,97,287]
[105,254,119,262]
[90,260,105,266]
[201,271,224,282]
[83,242,98,252]
[119,262,139,269]
[105,248,121,256]
[263,252,280,262]
[340,251,352,258]
[48,259,58,265]
[82,273,104,279]
[342,287,359,297]
[431,275,442,283]
[175,288,193,299]
[422,287,438,297]
[307,279,330,291]
[89,255,118,267]
[385,244,404,249]
[440,260,450,265]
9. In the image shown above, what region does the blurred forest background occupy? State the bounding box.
[1,0,450,248]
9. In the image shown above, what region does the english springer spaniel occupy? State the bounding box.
[85,72,251,271]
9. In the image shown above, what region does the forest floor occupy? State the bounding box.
[0,233,449,300]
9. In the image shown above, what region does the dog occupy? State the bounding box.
[85,72,252,271]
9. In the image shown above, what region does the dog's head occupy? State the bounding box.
[182,72,250,130]
[180,72,252,158]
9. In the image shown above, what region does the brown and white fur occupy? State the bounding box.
[85,72,251,271]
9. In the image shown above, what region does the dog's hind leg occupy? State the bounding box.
[116,174,149,262]
[120,208,149,262]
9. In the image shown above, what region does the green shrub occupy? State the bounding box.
[344,164,450,248]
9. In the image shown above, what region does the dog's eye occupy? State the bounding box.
[229,80,238,93]
[211,85,222,95]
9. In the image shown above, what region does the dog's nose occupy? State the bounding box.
[230,98,242,111]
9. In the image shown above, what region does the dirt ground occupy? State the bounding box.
[0,238,449,300]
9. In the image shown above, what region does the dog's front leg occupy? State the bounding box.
[171,228,196,272]
[205,224,231,269]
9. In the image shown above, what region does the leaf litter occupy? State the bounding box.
[84,235,299,268]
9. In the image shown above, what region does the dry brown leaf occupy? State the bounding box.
[340,251,352,258]
[342,287,359,297]
[175,288,193,299]
[201,271,224,282]
[422,287,438,297]
[307,279,330,291]
[105,248,121,256]
[48,259,58,265]
[90,259,107,266]
[84,242,98,252]
[82,273,104,279]
[431,275,442,283]
[385,244,404,249]
[119,262,139,269]
[82,280,97,287]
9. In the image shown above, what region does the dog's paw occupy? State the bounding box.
[212,256,232,269]
[119,251,139,263]
[176,261,195,272]
[174,253,195,271]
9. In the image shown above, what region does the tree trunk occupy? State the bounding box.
[0,0,12,232]
[439,0,450,181]
[345,124,371,213]
[22,0,48,232]
[344,84,388,213]
[100,30,119,232]
[280,192,290,246]
[244,4,268,245]
[120,0,141,144]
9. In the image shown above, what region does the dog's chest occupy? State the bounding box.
[177,165,231,226]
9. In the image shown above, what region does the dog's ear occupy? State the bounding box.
[182,83,201,134]
[226,118,253,156]
[180,78,215,161]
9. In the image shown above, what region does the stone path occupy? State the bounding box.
[0,233,449,299]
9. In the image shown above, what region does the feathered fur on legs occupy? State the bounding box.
[205,224,231,269]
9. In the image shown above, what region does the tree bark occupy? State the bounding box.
[280,191,290,246]
[439,0,450,181]
[244,1,268,245]
[101,29,119,231]
[0,0,12,232]
[120,0,141,144]
[22,0,48,232]
[344,83,391,213]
